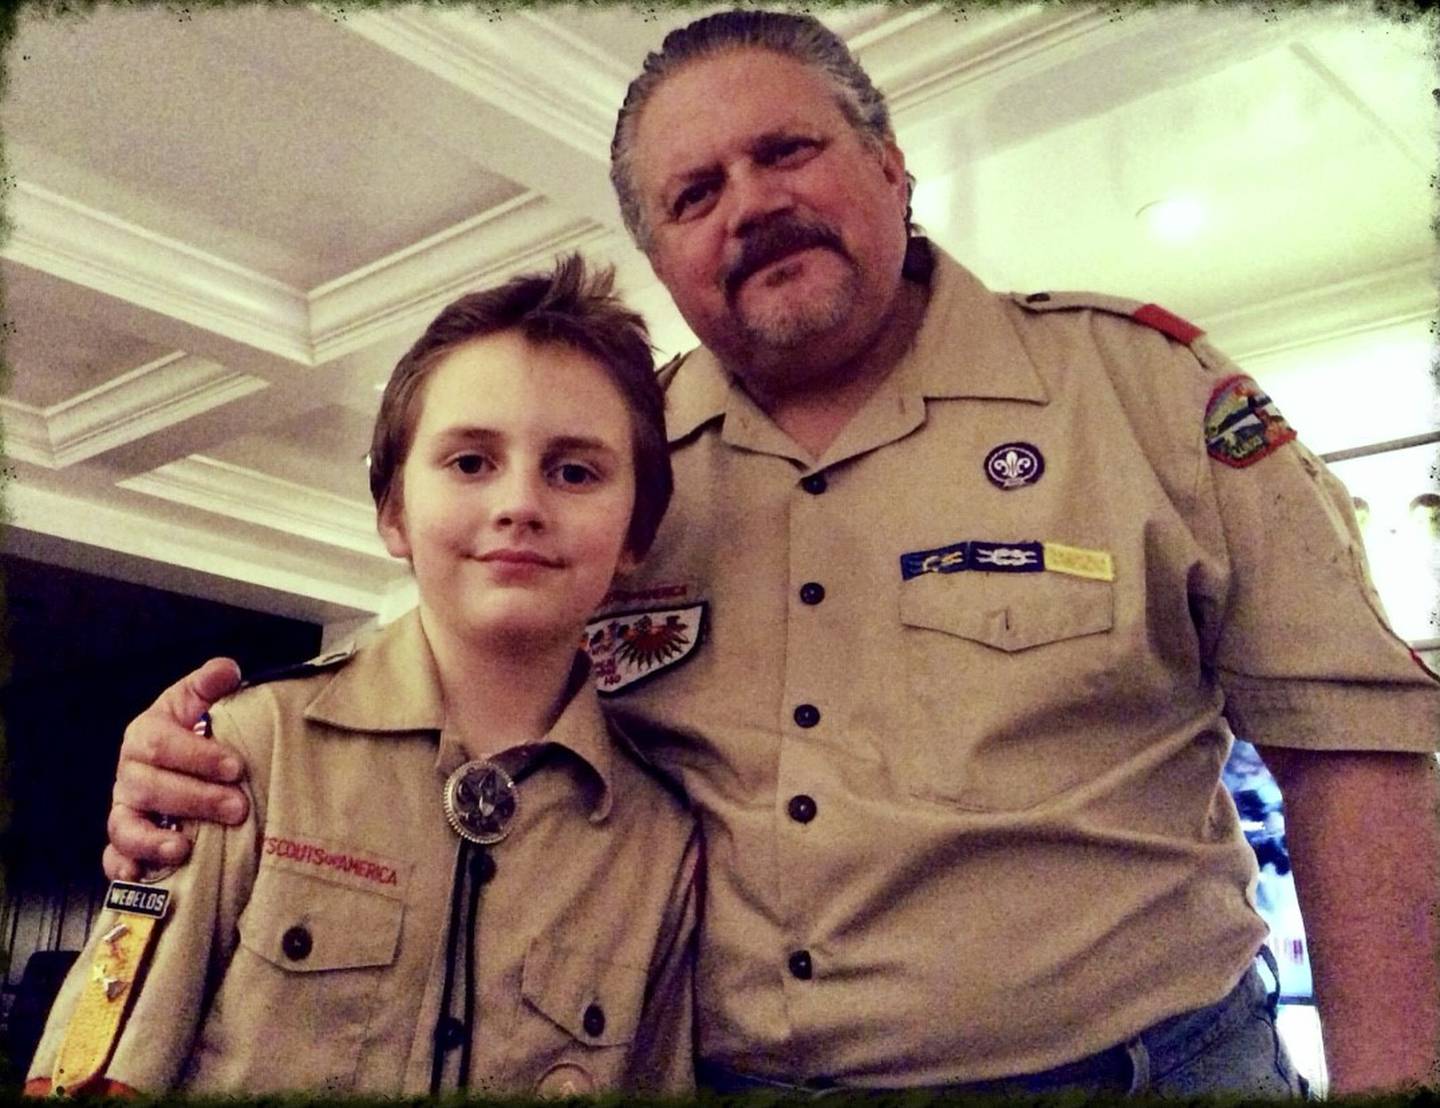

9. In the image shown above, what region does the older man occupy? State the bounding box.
[104,10,1438,1097]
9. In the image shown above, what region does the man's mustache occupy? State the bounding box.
[723,219,849,302]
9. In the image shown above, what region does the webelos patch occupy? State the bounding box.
[984,442,1045,489]
[1205,374,1296,468]
[584,604,706,695]
[901,540,1114,582]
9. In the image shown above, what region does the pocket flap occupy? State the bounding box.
[238,869,402,973]
[899,571,1114,652]
[520,937,646,1047]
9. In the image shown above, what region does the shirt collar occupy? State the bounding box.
[304,609,615,820]
[660,240,1048,447]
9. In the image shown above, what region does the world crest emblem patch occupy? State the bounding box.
[583,603,707,695]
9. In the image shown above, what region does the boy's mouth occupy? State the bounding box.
[477,548,564,569]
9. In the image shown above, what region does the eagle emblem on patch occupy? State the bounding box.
[583,603,706,695]
[1204,374,1296,468]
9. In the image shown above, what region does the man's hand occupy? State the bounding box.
[104,658,249,881]
[1258,745,1440,1094]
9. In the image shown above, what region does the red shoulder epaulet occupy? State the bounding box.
[1012,291,1205,345]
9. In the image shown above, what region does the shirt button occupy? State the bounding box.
[801,473,828,495]
[434,1016,465,1052]
[470,850,496,884]
[788,950,813,980]
[793,704,820,728]
[787,794,817,823]
[281,925,312,961]
[582,1003,606,1037]
[798,582,825,605]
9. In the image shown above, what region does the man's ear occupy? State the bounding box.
[878,136,907,194]
[378,498,411,560]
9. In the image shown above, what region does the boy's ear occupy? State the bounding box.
[378,498,411,560]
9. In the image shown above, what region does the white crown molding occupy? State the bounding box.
[851,4,1122,122]
[308,192,614,361]
[0,400,51,468]
[7,479,389,615]
[1204,257,1437,361]
[118,455,390,561]
[4,180,313,363]
[340,8,624,164]
[0,353,268,468]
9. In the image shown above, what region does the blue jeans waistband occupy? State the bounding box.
[696,954,1283,1097]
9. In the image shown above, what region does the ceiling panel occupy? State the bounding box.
[4,5,526,289]
[206,403,377,504]
[927,32,1435,317]
[3,291,175,410]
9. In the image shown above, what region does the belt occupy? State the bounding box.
[697,955,1277,1097]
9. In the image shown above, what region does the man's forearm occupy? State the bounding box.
[1260,746,1439,1093]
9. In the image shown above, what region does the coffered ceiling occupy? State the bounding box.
[2,2,1434,627]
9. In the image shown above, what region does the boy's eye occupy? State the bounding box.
[450,454,489,475]
[551,462,598,487]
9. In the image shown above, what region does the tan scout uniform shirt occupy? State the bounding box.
[591,243,1440,1086]
[31,610,699,1097]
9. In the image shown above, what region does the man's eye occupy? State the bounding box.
[672,181,716,218]
[763,137,818,166]
[551,462,598,487]
[450,454,488,475]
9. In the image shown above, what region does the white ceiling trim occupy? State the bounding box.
[861,4,1116,118]
[118,454,390,561]
[0,352,268,468]
[7,479,389,615]
[5,180,314,364]
[1287,41,1432,172]
[339,8,622,163]
[309,192,615,362]
[1205,257,1437,361]
[0,401,51,468]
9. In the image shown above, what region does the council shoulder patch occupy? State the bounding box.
[584,603,706,696]
[1204,374,1296,468]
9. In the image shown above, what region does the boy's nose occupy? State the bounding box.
[492,470,547,531]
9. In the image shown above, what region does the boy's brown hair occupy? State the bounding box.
[369,254,672,559]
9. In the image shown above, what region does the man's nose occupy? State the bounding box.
[726,165,793,238]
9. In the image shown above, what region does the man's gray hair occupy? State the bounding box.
[610,9,913,251]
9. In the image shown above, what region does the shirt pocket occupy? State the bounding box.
[192,868,403,1092]
[895,570,1117,811]
[506,936,649,1095]
[898,568,1114,652]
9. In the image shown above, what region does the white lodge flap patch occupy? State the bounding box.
[584,603,706,695]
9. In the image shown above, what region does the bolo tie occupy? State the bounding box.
[429,747,555,1094]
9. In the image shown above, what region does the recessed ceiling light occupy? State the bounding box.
[1136,196,1207,244]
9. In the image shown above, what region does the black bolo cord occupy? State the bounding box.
[431,838,473,1094]
[458,849,488,1087]
[429,747,560,1093]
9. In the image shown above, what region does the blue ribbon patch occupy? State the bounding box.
[901,540,1114,582]
[901,541,1044,580]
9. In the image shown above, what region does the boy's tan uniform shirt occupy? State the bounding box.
[591,244,1440,1086]
[31,609,699,1096]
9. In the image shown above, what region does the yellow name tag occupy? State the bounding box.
[1043,543,1114,582]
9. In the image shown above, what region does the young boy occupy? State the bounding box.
[26,256,699,1098]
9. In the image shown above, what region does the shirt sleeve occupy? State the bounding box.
[623,819,700,1094]
[1187,338,1440,752]
[26,727,261,1092]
